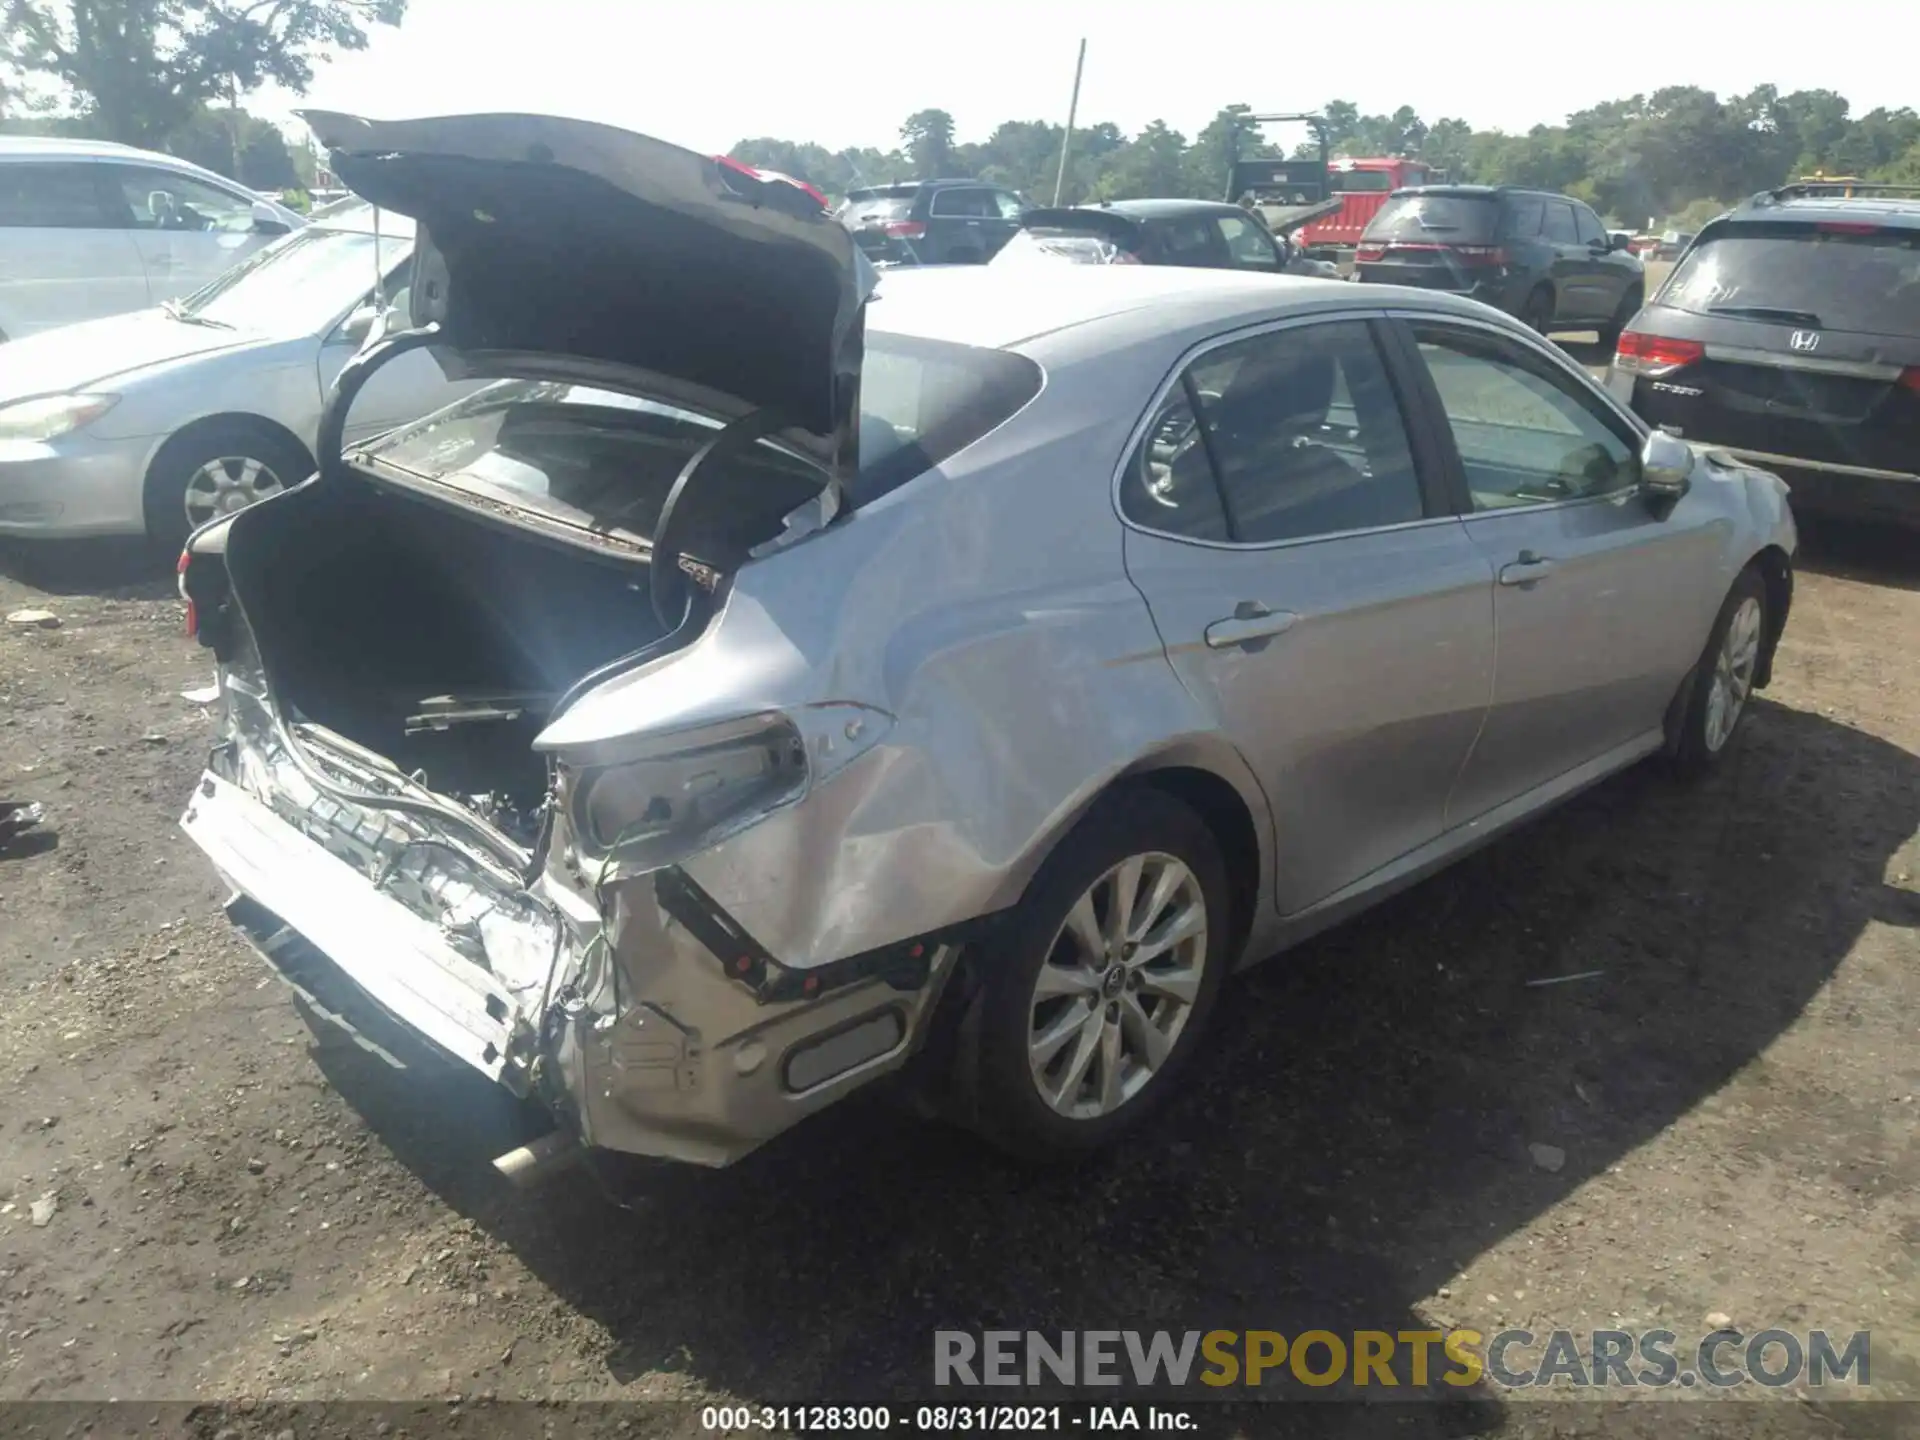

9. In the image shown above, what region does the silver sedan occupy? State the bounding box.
[178,112,1797,1176]
[0,202,462,553]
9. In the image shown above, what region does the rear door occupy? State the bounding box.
[103,163,276,301]
[925,186,1001,263]
[0,160,148,337]
[1539,199,1587,321]
[1393,315,1722,822]
[1119,314,1495,915]
[1569,201,1621,318]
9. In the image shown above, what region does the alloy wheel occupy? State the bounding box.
[183,455,285,528]
[1026,851,1209,1120]
[1704,595,1763,752]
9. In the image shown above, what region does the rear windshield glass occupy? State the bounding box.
[1363,193,1498,243]
[839,192,915,224]
[992,229,1136,266]
[360,333,1044,537]
[1662,225,1920,335]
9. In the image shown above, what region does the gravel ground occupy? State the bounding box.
[0,498,1914,1438]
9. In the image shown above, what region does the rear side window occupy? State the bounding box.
[1501,197,1545,240]
[1573,205,1605,246]
[991,191,1025,220]
[928,188,996,219]
[1363,194,1498,244]
[1122,320,1426,545]
[1542,201,1580,244]
[1661,225,1920,336]
[1216,213,1280,269]
[0,162,118,228]
[1154,215,1228,267]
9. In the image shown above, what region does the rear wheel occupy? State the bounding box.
[965,789,1231,1161]
[1520,285,1555,334]
[1598,285,1643,350]
[143,421,313,556]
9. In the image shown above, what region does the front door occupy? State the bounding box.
[1397,317,1723,823]
[103,164,273,304]
[1121,315,1495,915]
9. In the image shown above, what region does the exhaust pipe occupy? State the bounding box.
[492,1129,585,1189]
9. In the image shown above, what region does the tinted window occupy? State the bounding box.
[1216,214,1280,269]
[1412,324,1637,509]
[1500,197,1545,240]
[1541,201,1580,244]
[106,166,256,234]
[0,163,116,228]
[1661,225,1920,336]
[992,191,1025,220]
[840,192,915,224]
[991,228,1138,267]
[928,187,995,219]
[1333,171,1395,192]
[366,332,1043,523]
[1573,204,1605,246]
[1120,388,1230,541]
[1363,193,1499,243]
[1172,321,1425,544]
[1154,215,1227,266]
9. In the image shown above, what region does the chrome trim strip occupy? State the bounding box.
[1702,345,1903,381]
[1721,448,1920,484]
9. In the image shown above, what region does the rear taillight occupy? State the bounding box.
[1356,244,1386,263]
[1899,367,1920,396]
[1452,245,1509,266]
[1112,249,1142,265]
[1614,330,1705,377]
[882,220,927,240]
[1817,221,1881,235]
[176,547,196,638]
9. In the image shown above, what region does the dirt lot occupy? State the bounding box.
[1,501,1916,1436]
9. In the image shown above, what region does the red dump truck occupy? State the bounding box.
[1233,150,1444,266]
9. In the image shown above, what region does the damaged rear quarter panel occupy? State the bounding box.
[541,351,1276,971]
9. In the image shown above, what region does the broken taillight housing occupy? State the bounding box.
[1614,330,1705,377]
[177,547,196,638]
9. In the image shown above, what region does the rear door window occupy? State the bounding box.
[1573,204,1605,246]
[1541,201,1580,245]
[1661,225,1920,337]
[1155,214,1230,267]
[1363,194,1499,244]
[0,162,121,228]
[1500,197,1545,241]
[928,187,996,219]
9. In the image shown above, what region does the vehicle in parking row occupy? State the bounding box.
[0,135,304,342]
[992,197,1341,277]
[177,111,1795,1178]
[0,201,465,553]
[1609,182,1920,528]
[1355,185,1645,343]
[836,178,1026,265]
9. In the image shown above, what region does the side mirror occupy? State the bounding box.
[336,303,383,345]
[1639,430,1693,505]
[250,201,292,236]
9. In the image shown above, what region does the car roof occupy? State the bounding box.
[0,134,147,160]
[1726,192,1920,229]
[866,263,1498,352]
[847,178,997,195]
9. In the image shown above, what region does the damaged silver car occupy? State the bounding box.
[179,112,1799,1177]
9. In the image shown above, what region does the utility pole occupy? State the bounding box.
[1051,38,1087,207]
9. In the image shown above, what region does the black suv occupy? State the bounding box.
[993,198,1339,276]
[835,179,1025,265]
[1355,185,1645,342]
[1608,183,1920,526]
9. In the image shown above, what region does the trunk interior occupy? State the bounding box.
[222,467,670,823]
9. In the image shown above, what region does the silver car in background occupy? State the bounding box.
[178,113,1796,1178]
[0,201,461,552]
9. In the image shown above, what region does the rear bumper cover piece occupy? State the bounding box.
[181,758,957,1167]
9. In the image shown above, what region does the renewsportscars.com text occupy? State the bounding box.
[934,1328,1871,1390]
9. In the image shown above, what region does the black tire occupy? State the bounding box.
[1670,566,1769,778]
[1598,285,1644,350]
[1520,285,1555,335]
[965,788,1232,1162]
[143,420,313,557]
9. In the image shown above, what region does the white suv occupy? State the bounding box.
[0,135,304,342]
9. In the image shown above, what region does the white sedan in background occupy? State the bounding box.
[0,202,466,553]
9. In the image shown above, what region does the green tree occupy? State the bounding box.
[2,0,407,149]
[900,108,957,180]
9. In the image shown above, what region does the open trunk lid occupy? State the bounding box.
[298,110,875,480]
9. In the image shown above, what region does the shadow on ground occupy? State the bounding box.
[0,537,173,600]
[307,685,1920,1432]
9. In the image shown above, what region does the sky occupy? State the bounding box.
[257,0,1915,155]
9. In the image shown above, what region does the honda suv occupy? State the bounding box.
[1355,185,1644,343]
[1607,184,1920,527]
[835,179,1025,265]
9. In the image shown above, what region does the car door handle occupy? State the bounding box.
[1498,551,1558,586]
[1204,604,1299,649]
